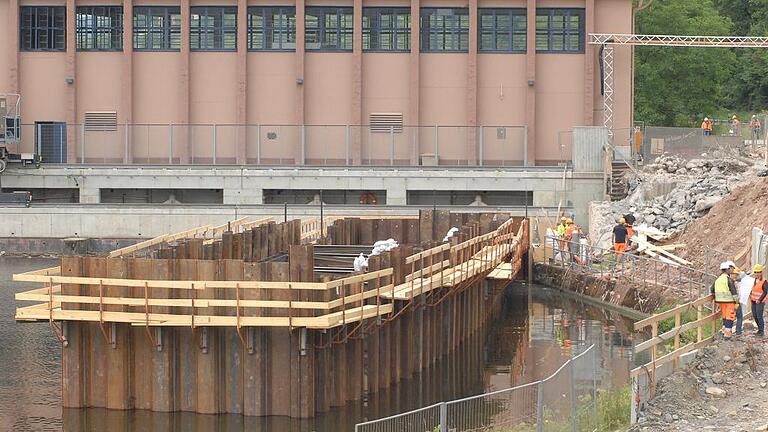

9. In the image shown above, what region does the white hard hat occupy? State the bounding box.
[704,117,709,121]
[725,260,736,268]
[720,262,731,270]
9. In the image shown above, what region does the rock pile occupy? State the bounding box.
[632,336,768,432]
[592,153,751,245]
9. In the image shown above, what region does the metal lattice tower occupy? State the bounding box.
[589,33,768,143]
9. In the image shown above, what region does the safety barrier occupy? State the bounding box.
[355,344,598,432]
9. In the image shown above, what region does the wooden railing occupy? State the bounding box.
[15,268,394,330]
[632,294,719,385]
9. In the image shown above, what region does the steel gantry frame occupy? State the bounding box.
[589,33,768,141]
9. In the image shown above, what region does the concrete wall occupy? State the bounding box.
[0,0,634,165]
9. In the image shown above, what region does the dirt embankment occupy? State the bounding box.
[632,332,768,432]
[675,176,768,269]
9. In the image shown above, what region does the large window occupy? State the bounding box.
[479,8,525,53]
[420,8,469,52]
[536,8,584,53]
[76,6,123,51]
[363,8,410,52]
[248,7,296,50]
[305,7,353,51]
[133,7,181,51]
[191,6,237,51]
[20,6,66,51]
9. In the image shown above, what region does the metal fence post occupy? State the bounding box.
[80,123,85,164]
[212,124,217,165]
[592,345,599,429]
[124,124,129,164]
[479,126,484,166]
[523,125,528,167]
[536,381,544,432]
[168,123,173,164]
[256,124,261,165]
[345,125,350,165]
[390,125,395,165]
[569,354,577,432]
[434,125,439,159]
[439,402,447,432]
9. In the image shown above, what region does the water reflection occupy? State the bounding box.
[0,257,634,432]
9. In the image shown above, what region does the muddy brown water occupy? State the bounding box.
[1,257,635,431]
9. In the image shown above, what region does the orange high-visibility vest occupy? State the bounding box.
[701,121,713,131]
[750,279,767,303]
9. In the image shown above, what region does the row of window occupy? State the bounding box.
[20,6,584,53]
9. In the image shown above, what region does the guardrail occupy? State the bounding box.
[17,123,530,167]
[355,344,598,432]
[544,236,715,298]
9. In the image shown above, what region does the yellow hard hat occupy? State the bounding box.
[733,115,738,119]
[732,267,742,274]
[560,217,567,222]
[754,264,766,273]
[618,218,626,224]
[566,218,573,224]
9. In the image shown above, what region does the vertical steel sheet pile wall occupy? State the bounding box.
[15,213,529,418]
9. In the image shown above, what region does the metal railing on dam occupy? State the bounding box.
[14,123,531,167]
[13,211,530,418]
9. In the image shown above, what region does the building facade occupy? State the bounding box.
[0,0,633,167]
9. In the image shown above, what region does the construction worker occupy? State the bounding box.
[612,217,628,259]
[712,262,739,339]
[749,115,762,143]
[556,217,567,237]
[729,115,741,137]
[701,117,713,136]
[732,267,745,336]
[750,264,767,336]
[623,213,636,247]
[564,218,583,264]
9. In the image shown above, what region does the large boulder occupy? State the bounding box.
[695,196,722,213]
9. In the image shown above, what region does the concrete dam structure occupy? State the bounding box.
[14,212,529,418]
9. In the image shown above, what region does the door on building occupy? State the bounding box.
[35,122,67,163]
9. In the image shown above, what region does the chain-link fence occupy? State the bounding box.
[355,345,598,432]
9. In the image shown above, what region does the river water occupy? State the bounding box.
[1,257,636,431]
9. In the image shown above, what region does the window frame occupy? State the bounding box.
[247,6,296,51]
[362,7,410,53]
[305,6,354,52]
[190,6,238,52]
[19,6,67,52]
[76,6,124,52]
[420,7,469,53]
[478,8,526,53]
[133,6,181,51]
[535,8,584,54]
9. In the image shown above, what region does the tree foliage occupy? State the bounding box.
[634,0,736,126]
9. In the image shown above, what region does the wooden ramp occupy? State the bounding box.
[487,262,515,279]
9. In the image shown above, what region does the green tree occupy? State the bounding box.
[634,0,736,126]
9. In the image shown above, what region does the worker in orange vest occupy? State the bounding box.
[750,264,767,336]
[701,117,713,136]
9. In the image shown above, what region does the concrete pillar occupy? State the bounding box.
[180,0,191,163]
[122,0,134,164]
[8,0,19,93]
[65,0,77,164]
[467,0,478,165]
[384,178,407,205]
[583,0,595,127]
[295,0,306,130]
[79,187,100,204]
[236,0,248,164]
[351,0,363,165]
[525,0,537,166]
[224,187,263,205]
[409,0,420,165]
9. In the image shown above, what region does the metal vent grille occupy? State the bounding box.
[369,113,403,133]
[84,111,117,131]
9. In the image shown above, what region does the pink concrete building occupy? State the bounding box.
[0,0,633,166]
